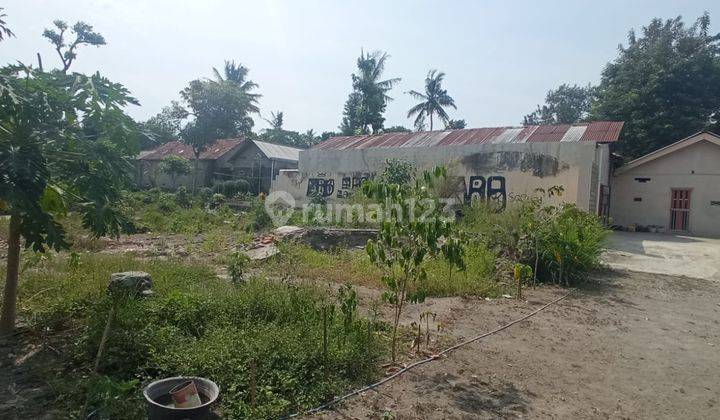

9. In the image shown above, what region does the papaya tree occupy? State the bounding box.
[0,65,138,333]
[363,166,465,362]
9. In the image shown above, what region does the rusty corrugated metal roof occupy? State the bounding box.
[312,121,624,150]
[139,138,245,160]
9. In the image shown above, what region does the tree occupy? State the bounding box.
[259,110,305,147]
[299,129,321,148]
[160,155,192,189]
[523,84,594,126]
[407,70,457,131]
[212,60,261,113]
[42,20,105,72]
[0,7,15,41]
[0,66,139,333]
[363,166,465,362]
[445,119,466,129]
[413,113,427,132]
[591,13,720,158]
[138,102,188,149]
[340,50,400,135]
[383,125,412,133]
[320,131,337,141]
[178,62,261,190]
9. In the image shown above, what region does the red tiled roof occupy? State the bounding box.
[139,138,245,160]
[312,121,624,150]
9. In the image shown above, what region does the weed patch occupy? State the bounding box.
[9,254,385,419]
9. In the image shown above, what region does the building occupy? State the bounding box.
[272,122,624,213]
[610,131,720,237]
[137,138,301,193]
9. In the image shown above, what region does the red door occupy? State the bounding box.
[670,189,691,231]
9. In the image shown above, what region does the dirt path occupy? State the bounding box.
[312,269,720,419]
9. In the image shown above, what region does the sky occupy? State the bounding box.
[2,1,719,133]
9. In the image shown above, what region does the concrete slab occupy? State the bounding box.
[602,231,720,281]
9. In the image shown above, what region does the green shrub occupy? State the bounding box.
[251,197,273,231]
[535,204,608,285]
[227,251,250,283]
[208,193,226,209]
[212,179,250,198]
[198,187,213,201]
[462,195,608,286]
[175,186,191,208]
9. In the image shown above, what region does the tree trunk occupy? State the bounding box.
[429,113,434,131]
[192,155,199,194]
[0,213,21,334]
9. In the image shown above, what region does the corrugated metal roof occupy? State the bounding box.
[139,139,245,160]
[312,121,624,150]
[253,140,301,162]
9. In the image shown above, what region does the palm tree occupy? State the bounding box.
[0,7,15,41]
[353,50,401,133]
[406,70,457,131]
[212,60,261,113]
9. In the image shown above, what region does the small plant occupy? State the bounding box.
[198,187,213,201]
[160,155,192,190]
[337,283,358,333]
[364,166,465,362]
[208,193,226,209]
[513,263,532,299]
[251,197,273,231]
[174,186,191,208]
[227,251,250,284]
[380,158,414,185]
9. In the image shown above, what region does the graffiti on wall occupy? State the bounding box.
[336,173,373,198]
[306,171,507,208]
[307,173,373,198]
[307,178,335,197]
[465,175,507,209]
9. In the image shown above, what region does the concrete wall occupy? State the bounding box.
[610,140,720,237]
[136,159,214,190]
[272,141,608,211]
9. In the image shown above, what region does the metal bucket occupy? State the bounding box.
[144,377,219,420]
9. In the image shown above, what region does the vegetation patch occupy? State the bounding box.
[10,254,385,419]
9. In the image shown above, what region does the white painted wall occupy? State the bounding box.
[610,139,720,237]
[272,142,607,211]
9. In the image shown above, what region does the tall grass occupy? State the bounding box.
[267,242,507,297]
[462,198,608,286]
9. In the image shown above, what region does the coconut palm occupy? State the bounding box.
[341,50,401,134]
[406,70,457,131]
[212,60,261,113]
[0,7,15,41]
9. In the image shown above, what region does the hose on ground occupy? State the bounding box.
[283,289,574,418]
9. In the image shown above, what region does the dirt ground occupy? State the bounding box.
[312,269,720,419]
[2,230,719,419]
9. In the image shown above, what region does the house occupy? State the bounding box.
[137,138,302,193]
[272,121,624,213]
[610,131,720,237]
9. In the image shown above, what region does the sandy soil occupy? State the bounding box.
[312,269,720,419]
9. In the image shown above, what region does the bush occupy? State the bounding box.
[198,187,213,201]
[227,251,250,284]
[535,204,608,285]
[463,195,608,286]
[175,186,191,208]
[212,179,251,198]
[208,193,226,209]
[251,197,273,231]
